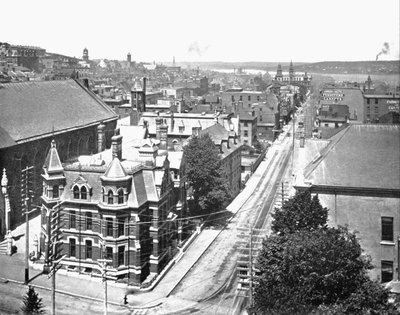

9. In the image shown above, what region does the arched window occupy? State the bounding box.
[53,185,59,198]
[118,190,124,204]
[81,186,87,200]
[73,185,80,199]
[107,190,114,205]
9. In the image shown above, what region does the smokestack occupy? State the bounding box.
[156,112,162,140]
[142,77,147,111]
[111,128,123,160]
[97,123,106,152]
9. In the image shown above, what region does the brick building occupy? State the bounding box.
[40,127,187,286]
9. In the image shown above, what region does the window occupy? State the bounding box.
[86,212,92,230]
[231,95,235,102]
[244,131,248,137]
[70,211,76,229]
[53,185,59,198]
[118,190,124,204]
[367,99,370,105]
[118,219,125,237]
[381,261,393,283]
[375,98,378,104]
[102,188,106,203]
[381,217,393,241]
[248,95,251,101]
[107,190,113,204]
[239,95,242,101]
[73,186,80,199]
[105,247,113,260]
[81,186,87,200]
[118,246,125,266]
[106,218,113,237]
[69,239,76,257]
[86,240,92,259]
[244,122,248,127]
[257,96,260,101]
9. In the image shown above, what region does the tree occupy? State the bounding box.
[21,286,45,314]
[184,133,231,214]
[252,191,398,314]
[271,190,328,235]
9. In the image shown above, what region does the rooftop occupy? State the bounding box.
[303,124,400,190]
[0,80,118,145]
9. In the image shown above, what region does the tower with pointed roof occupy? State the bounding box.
[276,64,283,80]
[82,48,89,61]
[289,60,294,82]
[41,140,66,264]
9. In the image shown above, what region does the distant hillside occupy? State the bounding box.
[176,60,399,75]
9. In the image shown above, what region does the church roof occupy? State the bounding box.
[0,80,118,145]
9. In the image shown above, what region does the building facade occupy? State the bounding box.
[296,124,400,283]
[40,131,185,286]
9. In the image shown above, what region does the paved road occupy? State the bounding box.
[152,124,295,314]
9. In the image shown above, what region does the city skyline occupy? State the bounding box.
[2,0,400,63]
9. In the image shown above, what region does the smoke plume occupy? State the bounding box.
[187,42,210,56]
[376,42,390,60]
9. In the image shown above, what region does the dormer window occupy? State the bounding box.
[108,190,114,205]
[73,185,80,199]
[118,190,124,204]
[81,186,87,200]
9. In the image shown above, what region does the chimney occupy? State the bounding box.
[156,112,162,140]
[170,112,175,132]
[142,77,147,111]
[159,121,168,154]
[111,128,123,160]
[97,123,106,152]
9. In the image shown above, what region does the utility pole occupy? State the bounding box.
[47,202,65,315]
[98,258,113,315]
[21,165,34,284]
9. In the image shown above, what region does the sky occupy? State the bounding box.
[2,0,399,63]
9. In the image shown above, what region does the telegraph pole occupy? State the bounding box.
[21,165,34,284]
[47,202,65,315]
[98,258,113,315]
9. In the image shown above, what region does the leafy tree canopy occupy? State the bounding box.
[272,190,328,235]
[252,191,398,314]
[184,133,231,213]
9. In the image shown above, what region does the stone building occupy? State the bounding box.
[0,79,118,238]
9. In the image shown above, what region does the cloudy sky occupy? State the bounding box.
[2,0,399,63]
